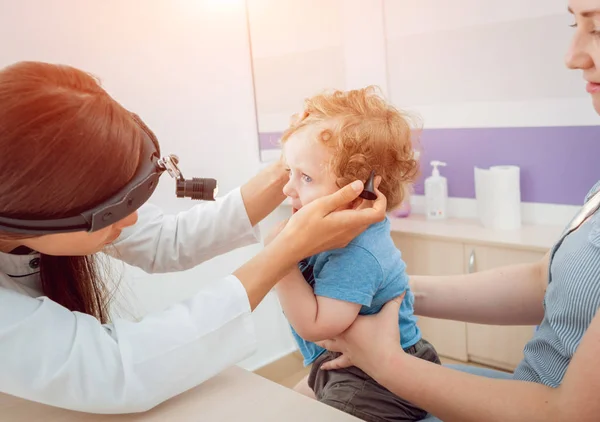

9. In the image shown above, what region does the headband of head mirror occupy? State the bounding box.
[0,115,201,235]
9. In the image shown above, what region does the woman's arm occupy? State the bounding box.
[319,298,600,422]
[275,268,361,342]
[410,251,550,325]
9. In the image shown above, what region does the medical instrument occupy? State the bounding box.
[157,155,218,201]
[0,116,218,234]
[359,170,377,200]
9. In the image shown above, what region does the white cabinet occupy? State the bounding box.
[393,234,468,361]
[390,217,558,371]
[463,244,544,370]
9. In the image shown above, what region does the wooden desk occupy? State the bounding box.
[0,366,359,421]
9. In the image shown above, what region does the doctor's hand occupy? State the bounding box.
[265,176,383,250]
[264,218,289,247]
[279,179,386,260]
[316,294,405,377]
[234,180,385,311]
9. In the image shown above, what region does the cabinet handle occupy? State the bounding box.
[468,250,476,273]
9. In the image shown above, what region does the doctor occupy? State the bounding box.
[0,61,386,414]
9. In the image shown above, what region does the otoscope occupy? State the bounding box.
[359,170,377,200]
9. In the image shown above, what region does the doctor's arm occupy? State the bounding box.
[110,160,288,273]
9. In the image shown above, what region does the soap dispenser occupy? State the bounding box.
[424,160,448,220]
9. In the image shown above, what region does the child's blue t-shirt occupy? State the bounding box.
[289,217,421,366]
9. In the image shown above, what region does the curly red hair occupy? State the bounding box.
[281,86,420,210]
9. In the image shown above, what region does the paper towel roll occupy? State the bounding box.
[474,165,521,230]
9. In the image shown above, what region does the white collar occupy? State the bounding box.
[0,249,41,278]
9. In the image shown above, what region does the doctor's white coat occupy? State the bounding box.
[0,187,260,414]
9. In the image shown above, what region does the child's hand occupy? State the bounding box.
[264,218,289,247]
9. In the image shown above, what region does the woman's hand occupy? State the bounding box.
[317,294,405,378]
[276,179,387,261]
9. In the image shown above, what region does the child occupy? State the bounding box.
[274,87,441,422]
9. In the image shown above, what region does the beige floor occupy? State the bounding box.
[254,352,311,389]
[254,352,497,389]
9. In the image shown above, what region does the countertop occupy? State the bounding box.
[0,366,359,421]
[389,214,565,252]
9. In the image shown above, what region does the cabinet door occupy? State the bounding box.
[392,234,468,361]
[464,244,545,371]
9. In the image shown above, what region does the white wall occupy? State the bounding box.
[0,0,295,370]
[247,0,345,135]
[341,0,388,94]
[384,0,596,128]
[249,0,590,132]
[247,0,388,164]
[247,0,389,134]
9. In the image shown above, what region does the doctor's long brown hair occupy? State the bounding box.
[0,61,146,323]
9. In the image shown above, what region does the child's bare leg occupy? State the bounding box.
[293,375,316,399]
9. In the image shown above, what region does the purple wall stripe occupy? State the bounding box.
[259,125,600,206]
[413,126,599,206]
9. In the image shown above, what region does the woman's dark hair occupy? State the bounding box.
[0,61,147,323]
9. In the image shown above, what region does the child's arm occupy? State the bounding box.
[276,246,383,343]
[275,268,362,342]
